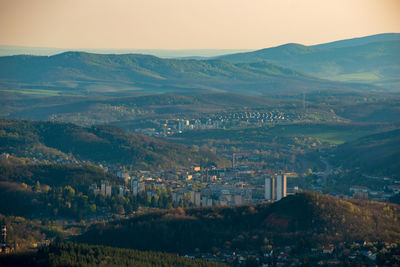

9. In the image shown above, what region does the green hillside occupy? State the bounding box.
[332,129,400,176]
[0,119,224,170]
[218,33,400,88]
[75,193,400,252]
[5,90,399,131]
[0,158,124,217]
[0,155,203,219]
[2,93,282,126]
[0,51,375,96]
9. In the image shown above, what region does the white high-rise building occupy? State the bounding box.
[101,183,106,195]
[264,177,275,201]
[265,174,286,201]
[194,192,201,206]
[101,183,112,197]
[105,183,112,197]
[233,194,243,205]
[276,174,287,201]
[130,179,144,196]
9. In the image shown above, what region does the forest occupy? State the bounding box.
[0,242,227,267]
[75,193,400,253]
[0,118,224,170]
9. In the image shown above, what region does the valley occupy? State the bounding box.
[1,33,400,266]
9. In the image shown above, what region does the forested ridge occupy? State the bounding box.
[0,242,227,267]
[76,193,400,253]
[0,119,224,169]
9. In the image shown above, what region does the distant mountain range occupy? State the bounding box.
[3,35,395,96]
[0,33,398,97]
[217,33,400,88]
[0,45,251,58]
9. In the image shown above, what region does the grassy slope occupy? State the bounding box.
[171,123,387,146]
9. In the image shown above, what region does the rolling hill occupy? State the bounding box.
[5,89,400,131]
[0,51,376,97]
[0,119,224,170]
[0,159,123,217]
[1,92,302,126]
[75,192,400,252]
[331,129,400,176]
[218,33,400,88]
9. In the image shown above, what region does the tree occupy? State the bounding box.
[89,204,96,213]
[34,181,41,193]
[63,186,75,198]
[245,256,258,267]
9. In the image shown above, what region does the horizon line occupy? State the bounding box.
[1,32,398,52]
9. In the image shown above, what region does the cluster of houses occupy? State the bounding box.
[348,183,400,201]
[184,241,399,266]
[133,110,299,136]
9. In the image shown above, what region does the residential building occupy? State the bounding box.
[265,174,287,201]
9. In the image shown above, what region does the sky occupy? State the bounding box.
[0,0,399,50]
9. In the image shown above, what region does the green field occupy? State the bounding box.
[0,89,62,96]
[266,123,385,144]
[332,72,381,82]
[174,123,387,146]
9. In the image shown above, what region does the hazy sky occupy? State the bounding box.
[1,0,399,49]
